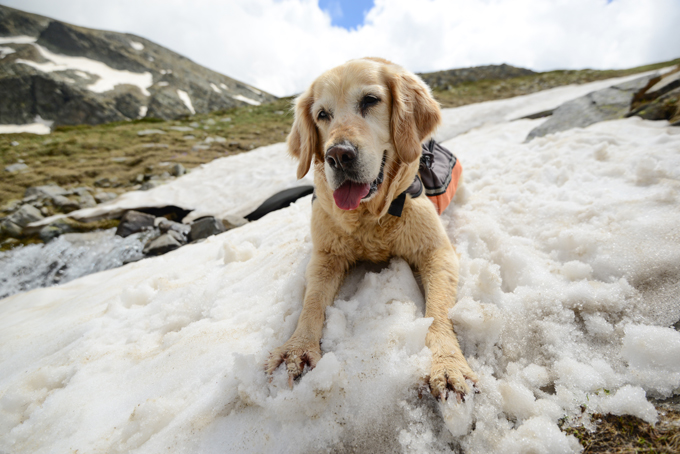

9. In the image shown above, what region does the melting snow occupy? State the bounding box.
[3,74,680,453]
[177,90,196,115]
[0,116,53,135]
[0,46,15,59]
[232,94,261,106]
[0,35,37,44]
[130,41,145,51]
[210,83,222,94]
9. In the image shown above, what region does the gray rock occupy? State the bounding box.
[94,177,111,188]
[189,216,226,242]
[0,218,23,238]
[94,192,117,203]
[24,184,66,199]
[60,230,112,245]
[79,192,97,208]
[115,210,155,237]
[192,144,210,152]
[645,70,680,99]
[8,204,44,227]
[143,233,181,256]
[171,163,186,177]
[52,195,80,212]
[5,162,29,173]
[526,74,660,141]
[137,129,166,136]
[169,126,194,132]
[156,217,190,240]
[140,180,162,191]
[39,222,73,243]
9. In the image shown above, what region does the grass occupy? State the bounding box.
[0,97,296,212]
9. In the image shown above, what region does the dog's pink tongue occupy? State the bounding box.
[333,181,370,210]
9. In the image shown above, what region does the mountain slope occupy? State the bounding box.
[0,5,276,126]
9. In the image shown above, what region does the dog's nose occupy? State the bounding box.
[326,144,357,170]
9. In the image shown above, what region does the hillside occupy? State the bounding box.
[0,5,276,127]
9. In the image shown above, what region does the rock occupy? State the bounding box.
[220,117,232,122]
[39,221,73,243]
[189,216,226,242]
[115,210,155,237]
[526,74,660,141]
[169,126,194,132]
[79,192,97,208]
[94,177,111,188]
[143,233,182,256]
[205,118,216,125]
[0,218,23,238]
[171,163,186,177]
[52,195,80,213]
[137,129,166,136]
[192,144,210,152]
[60,230,112,245]
[5,162,29,173]
[140,180,162,191]
[8,204,44,227]
[628,86,680,122]
[156,217,190,240]
[94,192,117,203]
[643,70,680,99]
[24,184,66,199]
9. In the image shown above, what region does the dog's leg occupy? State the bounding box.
[418,246,478,401]
[266,251,348,386]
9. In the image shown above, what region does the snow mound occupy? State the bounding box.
[2,114,680,451]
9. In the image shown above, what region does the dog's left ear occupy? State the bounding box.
[287,87,321,179]
[387,69,442,164]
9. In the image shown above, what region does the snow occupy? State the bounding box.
[0,46,15,59]
[0,116,53,135]
[11,37,153,96]
[433,69,669,142]
[232,94,261,106]
[130,41,145,51]
[0,35,37,44]
[210,83,222,93]
[177,89,196,115]
[3,74,680,453]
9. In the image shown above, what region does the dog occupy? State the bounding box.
[266,57,477,400]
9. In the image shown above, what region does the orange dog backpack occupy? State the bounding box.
[388,139,462,216]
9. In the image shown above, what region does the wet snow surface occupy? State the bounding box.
[2,83,680,453]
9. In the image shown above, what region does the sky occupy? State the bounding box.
[1,0,679,97]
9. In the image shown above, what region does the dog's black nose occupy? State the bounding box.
[326,144,356,170]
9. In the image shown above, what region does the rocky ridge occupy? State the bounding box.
[418,63,536,91]
[0,5,276,127]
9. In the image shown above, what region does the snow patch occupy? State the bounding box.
[0,46,15,59]
[177,90,196,115]
[0,35,37,44]
[16,43,153,95]
[0,116,53,135]
[210,83,221,94]
[130,41,144,51]
[231,94,261,106]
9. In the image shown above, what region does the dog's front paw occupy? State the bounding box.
[266,337,322,387]
[429,351,478,402]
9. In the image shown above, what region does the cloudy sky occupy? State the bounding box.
[2,0,679,97]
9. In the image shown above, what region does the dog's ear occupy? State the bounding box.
[287,87,321,179]
[387,69,441,164]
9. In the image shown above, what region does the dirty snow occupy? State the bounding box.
[2,77,680,453]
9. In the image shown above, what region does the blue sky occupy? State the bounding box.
[318,0,375,29]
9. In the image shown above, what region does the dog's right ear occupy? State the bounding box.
[287,87,320,179]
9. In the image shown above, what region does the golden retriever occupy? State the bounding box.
[266,57,477,400]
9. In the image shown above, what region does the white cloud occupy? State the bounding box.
[3,0,679,96]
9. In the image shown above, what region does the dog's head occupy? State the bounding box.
[288,58,441,217]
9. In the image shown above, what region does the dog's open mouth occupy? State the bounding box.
[333,153,386,210]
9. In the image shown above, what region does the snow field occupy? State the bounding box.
[2,97,680,451]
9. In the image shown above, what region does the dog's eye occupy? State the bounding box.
[360,95,380,116]
[317,110,330,121]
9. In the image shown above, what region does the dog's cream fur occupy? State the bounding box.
[266,58,477,400]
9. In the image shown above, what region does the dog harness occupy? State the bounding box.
[388,139,462,217]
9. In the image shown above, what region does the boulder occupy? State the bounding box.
[39,221,74,243]
[143,233,182,256]
[78,192,97,208]
[0,218,23,238]
[526,74,660,141]
[115,210,155,237]
[94,192,118,203]
[189,216,226,242]
[629,87,680,122]
[156,217,190,240]
[8,204,44,227]
[24,184,67,199]
[171,163,186,177]
[5,162,29,173]
[52,195,80,213]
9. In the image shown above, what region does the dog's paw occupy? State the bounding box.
[266,338,322,387]
[429,351,478,402]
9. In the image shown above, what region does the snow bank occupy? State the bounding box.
[3,104,680,452]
